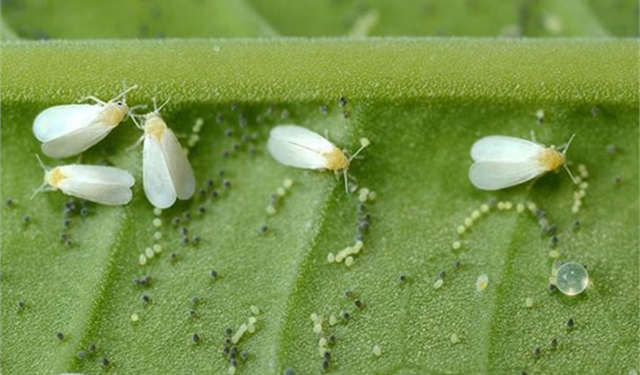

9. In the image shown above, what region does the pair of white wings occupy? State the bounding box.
[33,105,116,158]
[143,128,195,208]
[469,136,547,190]
[267,125,337,169]
[57,165,134,205]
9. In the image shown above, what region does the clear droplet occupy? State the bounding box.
[555,262,588,296]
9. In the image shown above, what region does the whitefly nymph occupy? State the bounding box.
[33,84,138,158]
[267,125,369,192]
[469,134,576,190]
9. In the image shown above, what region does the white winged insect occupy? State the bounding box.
[32,155,135,205]
[33,84,138,158]
[469,134,576,190]
[131,99,196,209]
[267,125,370,193]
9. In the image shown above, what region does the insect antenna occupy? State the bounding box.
[561,133,576,155]
[154,98,171,114]
[31,155,50,200]
[111,84,138,103]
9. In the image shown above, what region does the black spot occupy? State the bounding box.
[170,252,178,261]
[191,297,200,305]
[181,237,189,245]
[572,220,580,229]
[22,215,30,223]
[454,260,461,269]
[5,198,14,207]
[183,212,191,221]
[230,103,238,111]
[225,129,234,137]
[101,358,110,366]
[56,332,64,341]
[172,217,181,226]
[319,105,328,115]
[338,97,347,107]
[180,227,189,235]
[222,151,230,158]
[88,343,96,352]
[550,338,558,349]
[344,290,354,298]
[261,225,268,233]
[223,346,230,354]
[323,351,330,359]
[566,318,574,329]
[192,333,200,343]
[17,300,25,309]
[211,190,219,198]
[198,206,206,214]
[354,299,362,308]
[142,294,150,303]
[206,179,215,188]
[225,327,233,335]
[210,270,218,279]
[284,368,294,375]
[549,236,558,246]
[548,283,557,292]
[533,347,540,358]
[322,358,329,370]
[199,188,207,198]
[328,334,336,344]
[398,275,407,283]
[192,235,200,244]
[241,350,249,359]
[342,110,349,119]
[438,271,446,279]
[189,310,197,318]
[80,207,89,217]
[77,351,86,359]
[342,312,350,320]
[223,179,231,188]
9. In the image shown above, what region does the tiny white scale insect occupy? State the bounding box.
[32,155,134,205]
[131,99,196,209]
[33,85,138,158]
[267,125,369,192]
[469,134,576,190]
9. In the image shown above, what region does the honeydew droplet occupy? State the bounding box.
[145,247,154,259]
[549,250,560,259]
[580,182,589,190]
[527,202,537,211]
[358,194,368,203]
[450,333,459,344]
[139,254,147,265]
[480,204,489,213]
[535,109,544,121]
[228,366,237,375]
[153,244,162,254]
[313,323,323,334]
[504,201,513,210]
[247,323,256,333]
[276,187,286,197]
[311,313,318,322]
[372,345,382,357]
[368,191,377,201]
[452,241,461,250]
[471,210,481,220]
[319,338,327,347]
[516,204,525,213]
[360,138,371,147]
[154,231,162,240]
[476,274,489,292]
[457,225,466,235]
[525,297,533,308]
[153,208,163,216]
[152,218,162,227]
[250,305,260,315]
[131,313,139,322]
[327,253,335,263]
[283,179,293,189]
[497,202,505,210]
[433,279,444,289]
[266,205,277,215]
[464,218,473,227]
[555,262,589,296]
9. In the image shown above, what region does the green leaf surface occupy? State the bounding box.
[1,39,638,375]
[2,0,638,38]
